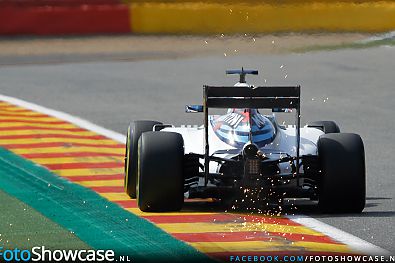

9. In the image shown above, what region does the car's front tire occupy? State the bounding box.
[307,121,340,134]
[137,132,184,212]
[317,133,365,213]
[124,120,162,198]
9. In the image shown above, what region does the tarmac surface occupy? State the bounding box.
[0,37,393,253]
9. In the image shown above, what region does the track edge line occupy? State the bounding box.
[0,94,126,143]
[287,215,390,255]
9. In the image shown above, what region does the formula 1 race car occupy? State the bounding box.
[124,69,366,213]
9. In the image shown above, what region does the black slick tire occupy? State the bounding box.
[124,120,162,198]
[137,131,184,212]
[307,121,340,134]
[317,133,365,213]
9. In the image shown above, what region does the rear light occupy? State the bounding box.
[246,159,260,175]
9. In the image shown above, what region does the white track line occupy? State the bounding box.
[0,94,390,255]
[288,215,389,255]
[0,94,126,143]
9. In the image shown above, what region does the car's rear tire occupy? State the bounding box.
[307,121,340,134]
[317,133,365,213]
[137,132,184,212]
[124,120,162,198]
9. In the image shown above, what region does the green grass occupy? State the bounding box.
[0,190,91,250]
[293,38,395,53]
[0,147,213,262]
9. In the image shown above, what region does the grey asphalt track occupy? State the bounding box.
[0,46,394,253]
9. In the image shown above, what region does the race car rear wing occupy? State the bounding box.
[202,85,301,185]
[204,86,300,109]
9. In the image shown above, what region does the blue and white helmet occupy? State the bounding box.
[210,109,276,148]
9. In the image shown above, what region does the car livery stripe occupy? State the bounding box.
[0,98,365,261]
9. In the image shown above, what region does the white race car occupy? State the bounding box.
[124,69,365,213]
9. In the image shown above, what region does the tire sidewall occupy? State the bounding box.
[124,121,162,198]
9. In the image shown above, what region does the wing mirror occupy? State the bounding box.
[185,105,203,113]
[272,108,293,113]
